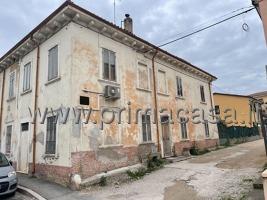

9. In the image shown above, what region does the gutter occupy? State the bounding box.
[151,49,161,153]
[32,44,40,175]
[0,69,5,147]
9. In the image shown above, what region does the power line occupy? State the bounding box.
[157,7,255,48]
[156,6,254,45]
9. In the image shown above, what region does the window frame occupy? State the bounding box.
[180,117,188,139]
[200,85,206,103]
[141,114,152,142]
[48,45,59,82]
[102,48,117,82]
[8,71,16,99]
[137,62,151,90]
[204,120,210,138]
[6,125,12,154]
[157,69,168,94]
[23,62,31,92]
[45,115,58,155]
[176,76,183,97]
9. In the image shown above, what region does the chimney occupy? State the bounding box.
[124,14,133,33]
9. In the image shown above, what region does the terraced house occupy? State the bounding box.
[0,1,219,186]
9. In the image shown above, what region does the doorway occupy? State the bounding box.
[161,116,172,157]
[18,122,30,173]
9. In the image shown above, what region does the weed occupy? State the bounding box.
[99,176,107,186]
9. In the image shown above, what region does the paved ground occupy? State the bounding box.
[1,192,35,200]
[84,139,266,200]
[17,140,266,200]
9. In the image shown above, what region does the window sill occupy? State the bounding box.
[180,139,190,142]
[176,96,185,100]
[200,101,207,105]
[98,79,120,86]
[45,77,61,86]
[21,89,32,96]
[158,92,169,97]
[99,144,123,149]
[139,141,154,145]
[136,87,152,93]
[6,97,16,102]
[42,153,59,159]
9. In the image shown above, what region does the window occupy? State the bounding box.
[6,125,12,154]
[176,76,183,97]
[23,62,31,91]
[46,116,57,154]
[204,121,210,137]
[180,117,188,139]
[48,45,58,81]
[80,96,90,105]
[102,48,116,81]
[137,63,150,90]
[158,70,167,94]
[200,85,205,102]
[9,72,15,98]
[215,105,220,115]
[141,114,152,142]
[21,122,29,132]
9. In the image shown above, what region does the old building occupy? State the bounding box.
[213,93,260,127]
[252,0,267,44]
[0,1,218,186]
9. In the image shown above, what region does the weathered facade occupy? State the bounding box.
[213,93,260,127]
[0,1,218,186]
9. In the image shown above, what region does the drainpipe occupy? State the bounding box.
[0,69,6,149]
[208,81,214,118]
[32,44,40,175]
[151,49,160,153]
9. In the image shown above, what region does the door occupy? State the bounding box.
[18,122,29,173]
[161,116,172,157]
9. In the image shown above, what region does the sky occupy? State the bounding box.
[1,0,267,95]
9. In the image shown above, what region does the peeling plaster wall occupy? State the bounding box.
[0,21,218,181]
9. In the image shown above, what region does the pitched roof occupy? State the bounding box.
[213,92,255,99]
[250,90,267,98]
[0,0,217,81]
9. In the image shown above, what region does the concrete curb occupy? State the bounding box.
[17,185,47,200]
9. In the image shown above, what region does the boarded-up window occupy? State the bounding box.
[176,76,183,97]
[9,72,15,98]
[23,62,31,91]
[142,114,152,142]
[158,70,167,94]
[102,48,116,81]
[200,85,205,102]
[46,116,57,154]
[6,125,12,154]
[48,45,58,81]
[138,63,149,90]
[204,120,210,138]
[180,117,187,139]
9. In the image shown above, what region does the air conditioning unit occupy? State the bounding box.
[104,85,120,100]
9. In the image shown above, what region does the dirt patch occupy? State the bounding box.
[164,181,199,200]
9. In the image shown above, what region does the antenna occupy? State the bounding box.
[113,0,116,24]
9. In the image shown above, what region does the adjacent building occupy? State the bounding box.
[252,0,267,44]
[213,93,260,127]
[0,1,218,186]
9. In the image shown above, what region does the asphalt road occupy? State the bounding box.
[1,192,35,200]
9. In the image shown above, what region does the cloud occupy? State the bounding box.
[0,0,266,94]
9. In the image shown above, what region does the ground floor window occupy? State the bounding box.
[204,121,210,138]
[6,125,12,154]
[46,116,57,154]
[142,114,152,142]
[180,117,188,139]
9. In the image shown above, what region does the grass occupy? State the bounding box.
[99,176,107,186]
[126,156,165,180]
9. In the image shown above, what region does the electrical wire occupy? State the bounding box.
[156,5,254,45]
[157,7,255,48]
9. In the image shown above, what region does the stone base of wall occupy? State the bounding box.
[29,163,71,186]
[174,139,219,156]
